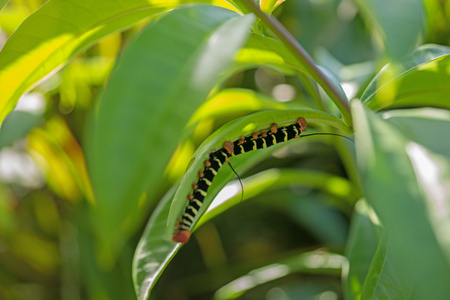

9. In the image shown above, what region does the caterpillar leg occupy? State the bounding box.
[223,141,234,161]
[270,123,278,133]
[298,117,307,132]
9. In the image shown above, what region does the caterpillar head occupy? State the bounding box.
[172,230,191,244]
[298,117,307,132]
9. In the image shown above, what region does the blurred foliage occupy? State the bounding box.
[0,0,449,300]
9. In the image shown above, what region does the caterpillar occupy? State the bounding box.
[172,117,308,244]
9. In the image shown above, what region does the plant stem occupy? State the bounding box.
[239,0,353,127]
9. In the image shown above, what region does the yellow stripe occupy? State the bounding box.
[187,205,198,215]
[283,128,288,141]
[207,167,217,176]
[184,213,194,221]
[193,199,202,207]
[214,157,223,167]
[201,177,212,186]
[197,189,207,196]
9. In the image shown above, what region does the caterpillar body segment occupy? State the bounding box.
[172,118,308,244]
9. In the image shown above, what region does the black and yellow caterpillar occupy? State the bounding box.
[172,117,308,243]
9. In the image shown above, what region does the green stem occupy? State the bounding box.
[239,0,353,127]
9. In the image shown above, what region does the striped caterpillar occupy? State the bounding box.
[172,117,308,244]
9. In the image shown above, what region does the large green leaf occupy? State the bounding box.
[167,109,351,237]
[353,0,425,60]
[352,100,450,299]
[88,5,255,265]
[0,0,232,124]
[344,200,382,300]
[361,44,450,110]
[360,235,410,299]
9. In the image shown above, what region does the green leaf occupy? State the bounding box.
[132,185,181,300]
[167,108,351,238]
[382,108,450,264]
[353,0,425,60]
[361,44,450,110]
[88,5,255,265]
[0,0,224,124]
[0,0,8,11]
[352,100,450,299]
[360,235,410,299]
[344,200,382,300]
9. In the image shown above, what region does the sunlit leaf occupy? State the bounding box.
[88,5,255,266]
[352,100,450,299]
[362,44,450,110]
[28,117,92,203]
[260,0,285,14]
[353,0,425,60]
[0,0,234,123]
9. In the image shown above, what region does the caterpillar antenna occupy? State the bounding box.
[301,132,354,142]
[227,161,244,202]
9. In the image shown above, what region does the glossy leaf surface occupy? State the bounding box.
[0,0,232,123]
[352,101,450,299]
[362,44,450,110]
